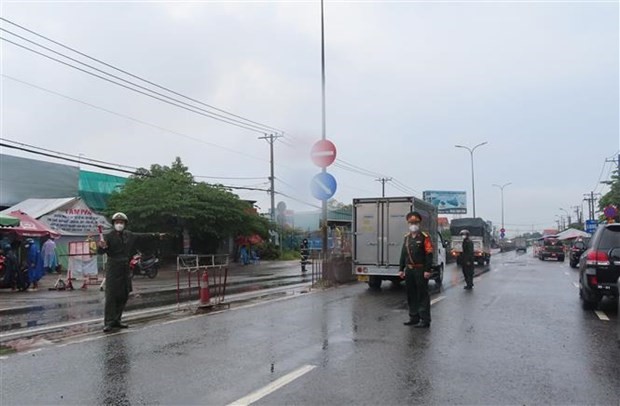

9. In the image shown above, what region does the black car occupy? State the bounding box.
[569,238,589,268]
[579,224,620,310]
[538,238,565,262]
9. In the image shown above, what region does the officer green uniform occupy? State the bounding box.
[462,234,475,289]
[399,221,433,327]
[100,227,158,330]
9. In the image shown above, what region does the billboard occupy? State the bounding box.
[423,190,467,214]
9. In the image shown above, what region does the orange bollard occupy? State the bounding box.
[199,271,210,305]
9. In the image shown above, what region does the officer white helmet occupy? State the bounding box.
[111,212,128,223]
[460,229,470,236]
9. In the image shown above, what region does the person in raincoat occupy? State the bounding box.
[25,238,44,291]
[98,212,163,333]
[42,234,59,274]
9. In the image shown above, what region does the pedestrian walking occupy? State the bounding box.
[399,211,434,328]
[25,238,43,291]
[98,212,163,333]
[42,234,59,274]
[460,229,475,290]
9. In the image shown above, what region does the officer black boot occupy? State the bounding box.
[413,321,430,328]
[404,317,420,326]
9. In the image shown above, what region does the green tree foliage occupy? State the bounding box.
[599,170,620,214]
[106,158,271,247]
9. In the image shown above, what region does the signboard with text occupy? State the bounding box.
[423,190,467,214]
[40,200,111,236]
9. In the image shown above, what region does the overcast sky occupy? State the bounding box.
[1,0,618,235]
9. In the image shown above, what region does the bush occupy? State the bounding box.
[256,243,280,260]
[255,243,300,261]
[280,249,300,261]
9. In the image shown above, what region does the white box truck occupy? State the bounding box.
[352,196,447,289]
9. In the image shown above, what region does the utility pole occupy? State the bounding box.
[320,0,328,259]
[376,177,392,198]
[258,133,282,224]
[583,192,602,221]
[606,155,620,175]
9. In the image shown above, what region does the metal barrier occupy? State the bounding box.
[176,254,230,311]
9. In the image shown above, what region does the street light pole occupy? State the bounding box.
[492,182,512,237]
[455,142,488,218]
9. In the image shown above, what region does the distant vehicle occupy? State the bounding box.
[515,237,527,253]
[569,238,589,269]
[579,224,620,310]
[450,218,492,266]
[538,237,565,262]
[352,196,447,289]
[500,239,516,252]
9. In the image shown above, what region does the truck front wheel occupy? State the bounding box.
[434,264,444,285]
[368,276,382,289]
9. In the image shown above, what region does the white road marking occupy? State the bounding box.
[227,364,316,406]
[595,311,610,321]
[564,272,569,276]
[430,296,446,306]
[573,282,579,289]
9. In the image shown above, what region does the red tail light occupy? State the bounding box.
[587,275,598,286]
[586,250,610,266]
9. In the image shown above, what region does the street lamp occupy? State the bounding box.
[455,142,488,218]
[492,182,512,238]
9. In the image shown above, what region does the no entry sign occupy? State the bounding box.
[311,139,337,168]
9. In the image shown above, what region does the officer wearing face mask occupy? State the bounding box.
[398,211,434,328]
[98,212,163,333]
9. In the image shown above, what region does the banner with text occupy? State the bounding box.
[40,199,111,236]
[423,190,467,214]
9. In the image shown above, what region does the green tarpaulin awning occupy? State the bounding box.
[0,213,20,227]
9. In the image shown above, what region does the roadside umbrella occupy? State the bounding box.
[0,213,20,227]
[557,228,591,241]
[1,210,61,238]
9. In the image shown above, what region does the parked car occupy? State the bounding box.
[538,237,565,262]
[569,238,589,268]
[578,224,620,310]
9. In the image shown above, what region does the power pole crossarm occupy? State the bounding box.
[376,177,392,198]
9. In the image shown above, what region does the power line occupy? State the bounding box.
[0,141,141,176]
[1,74,266,162]
[0,36,270,134]
[1,138,268,182]
[0,17,285,134]
[195,175,268,181]
[1,137,140,170]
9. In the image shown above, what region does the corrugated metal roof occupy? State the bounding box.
[0,197,78,219]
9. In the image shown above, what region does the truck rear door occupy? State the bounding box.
[354,201,380,265]
[385,200,411,266]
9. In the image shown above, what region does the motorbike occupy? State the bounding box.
[129,251,159,279]
[569,239,588,268]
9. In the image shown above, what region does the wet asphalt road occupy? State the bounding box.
[1,251,618,405]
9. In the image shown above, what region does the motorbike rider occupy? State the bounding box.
[98,212,163,333]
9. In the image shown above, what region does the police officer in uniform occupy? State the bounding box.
[461,229,475,289]
[98,212,162,333]
[399,211,434,328]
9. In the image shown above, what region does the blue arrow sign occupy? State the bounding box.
[311,172,337,201]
